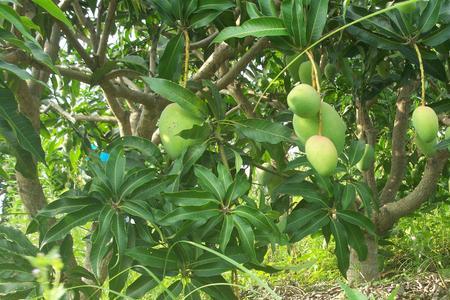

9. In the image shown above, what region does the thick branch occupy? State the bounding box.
[379,82,416,205]
[216,38,269,90]
[60,23,95,69]
[96,0,118,65]
[102,88,131,136]
[377,150,449,233]
[191,42,233,81]
[57,66,92,83]
[190,32,218,49]
[72,0,98,49]
[227,84,255,118]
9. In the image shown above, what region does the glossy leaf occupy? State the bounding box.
[307,0,329,43]
[111,212,127,256]
[164,190,220,206]
[234,119,292,144]
[336,210,375,236]
[341,184,356,210]
[30,0,73,29]
[213,17,288,43]
[194,165,225,200]
[219,214,234,252]
[38,196,97,217]
[290,210,330,242]
[419,0,442,33]
[158,205,220,225]
[330,219,350,276]
[348,140,366,166]
[232,215,257,262]
[158,33,184,82]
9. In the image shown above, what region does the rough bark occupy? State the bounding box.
[347,235,379,284]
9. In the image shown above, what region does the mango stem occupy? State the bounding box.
[183,29,190,88]
[413,43,425,106]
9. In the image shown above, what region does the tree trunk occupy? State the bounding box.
[347,235,379,284]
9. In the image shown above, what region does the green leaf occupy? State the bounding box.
[158,33,184,82]
[0,61,33,81]
[0,281,35,295]
[108,136,162,165]
[0,87,45,163]
[158,205,220,225]
[141,77,206,118]
[247,2,263,18]
[286,208,324,232]
[330,219,350,276]
[213,17,289,43]
[38,196,98,217]
[126,275,159,298]
[341,184,356,210]
[217,163,232,190]
[191,276,237,300]
[353,182,373,215]
[234,119,292,144]
[106,147,126,196]
[165,190,220,206]
[194,165,225,200]
[125,247,178,271]
[275,181,328,208]
[42,205,101,245]
[347,140,366,166]
[233,205,279,238]
[30,0,73,30]
[307,0,329,43]
[225,173,251,202]
[232,215,257,262]
[219,214,234,252]
[119,170,156,200]
[190,10,224,29]
[121,200,155,222]
[342,221,368,261]
[196,0,234,12]
[111,213,127,257]
[0,4,34,40]
[24,41,57,73]
[90,209,113,279]
[419,0,442,33]
[422,25,450,46]
[290,210,330,242]
[435,138,450,150]
[336,210,375,236]
[118,55,148,70]
[191,252,246,277]
[0,225,37,256]
[345,25,403,50]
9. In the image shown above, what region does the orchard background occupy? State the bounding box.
[0,0,449,299]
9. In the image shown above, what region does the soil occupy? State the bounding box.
[243,272,449,299]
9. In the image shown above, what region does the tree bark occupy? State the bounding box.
[347,235,379,284]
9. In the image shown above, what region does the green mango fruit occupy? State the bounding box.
[412,106,438,143]
[287,84,321,118]
[293,102,347,154]
[357,144,375,171]
[415,135,437,157]
[305,135,338,176]
[159,103,205,159]
[298,61,320,85]
[324,63,337,81]
[397,2,416,14]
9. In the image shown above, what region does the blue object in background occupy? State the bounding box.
[99,152,110,162]
[90,144,98,150]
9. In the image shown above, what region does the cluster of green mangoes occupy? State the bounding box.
[159,103,205,159]
[412,105,439,157]
[287,81,346,176]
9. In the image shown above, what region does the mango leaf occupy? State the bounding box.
[111,213,127,256]
[353,182,374,215]
[419,0,442,33]
[422,24,450,46]
[339,282,368,300]
[290,210,330,242]
[121,200,155,222]
[232,215,257,262]
[106,147,126,196]
[24,41,57,73]
[0,87,45,163]
[286,208,324,232]
[142,77,206,118]
[345,25,403,50]
[108,136,162,165]
[118,55,148,70]
[196,0,234,12]
[38,196,98,217]
[191,276,237,300]
[219,214,234,252]
[281,0,306,47]
[0,4,34,40]
[336,210,375,236]
[307,0,329,43]
[42,205,101,245]
[341,184,356,210]
[158,204,220,225]
[191,252,246,277]
[158,33,184,82]
[213,17,288,43]
[225,173,251,203]
[347,140,366,166]
[30,0,73,30]
[125,247,178,271]
[164,190,220,206]
[234,205,280,240]
[90,208,114,279]
[234,119,292,144]
[342,222,368,262]
[126,275,159,298]
[194,165,225,200]
[330,219,350,276]
[0,61,33,81]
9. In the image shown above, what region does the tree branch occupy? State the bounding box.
[216,38,269,90]
[227,84,255,118]
[72,0,98,50]
[57,66,92,83]
[377,150,449,233]
[190,32,218,49]
[379,82,416,205]
[48,102,117,123]
[96,0,118,65]
[59,23,95,69]
[191,42,233,81]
